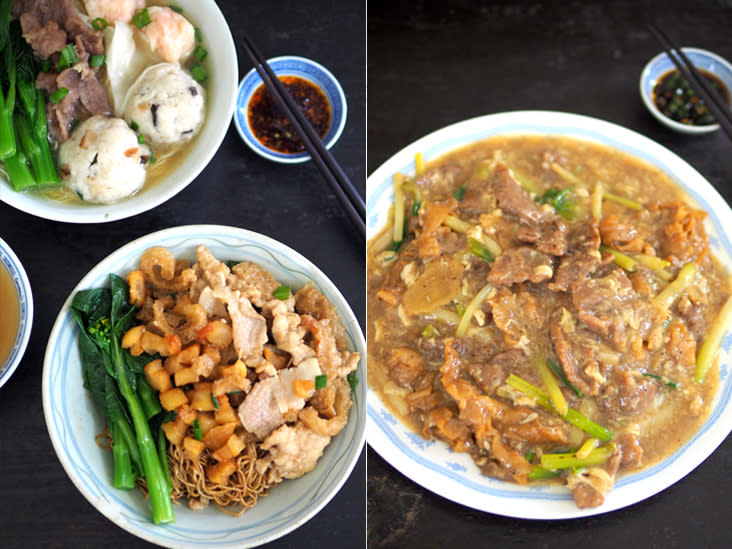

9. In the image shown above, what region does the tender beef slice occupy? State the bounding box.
[571,269,654,351]
[416,163,466,199]
[466,348,527,395]
[548,220,602,292]
[569,451,622,509]
[550,323,602,397]
[417,336,474,364]
[616,431,643,468]
[66,17,105,57]
[386,347,426,390]
[77,70,113,116]
[458,176,496,216]
[487,246,554,286]
[488,286,542,345]
[516,214,569,256]
[599,214,653,254]
[19,15,66,58]
[493,163,542,223]
[597,367,658,419]
[434,226,464,255]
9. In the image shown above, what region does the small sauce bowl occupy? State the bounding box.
[640,47,732,135]
[0,237,33,390]
[234,55,347,163]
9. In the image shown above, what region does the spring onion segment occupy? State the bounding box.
[392,172,405,245]
[652,261,697,310]
[695,294,732,383]
[540,443,616,471]
[455,283,493,337]
[506,374,614,442]
[533,355,568,416]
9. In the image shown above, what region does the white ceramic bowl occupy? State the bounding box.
[640,47,732,135]
[43,225,366,547]
[234,56,347,163]
[0,237,33,390]
[367,110,732,519]
[0,0,238,223]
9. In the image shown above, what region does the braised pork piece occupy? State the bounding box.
[367,135,731,508]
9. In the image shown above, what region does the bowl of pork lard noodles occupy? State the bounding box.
[0,0,237,223]
[43,225,366,547]
[366,110,732,519]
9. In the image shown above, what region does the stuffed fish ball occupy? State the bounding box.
[58,115,150,204]
[122,63,205,147]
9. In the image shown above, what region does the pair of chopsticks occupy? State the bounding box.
[240,36,366,240]
[648,24,732,141]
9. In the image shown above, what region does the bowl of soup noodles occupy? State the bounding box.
[0,0,238,223]
[0,237,33,390]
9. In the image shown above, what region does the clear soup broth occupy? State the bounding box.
[0,261,20,367]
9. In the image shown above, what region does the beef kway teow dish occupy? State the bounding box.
[367,134,732,508]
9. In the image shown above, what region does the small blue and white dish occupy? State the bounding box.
[234,55,347,163]
[0,236,33,390]
[640,47,732,135]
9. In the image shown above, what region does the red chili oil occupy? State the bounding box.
[247,76,331,154]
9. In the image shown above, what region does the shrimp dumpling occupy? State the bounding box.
[139,6,196,64]
[82,0,146,24]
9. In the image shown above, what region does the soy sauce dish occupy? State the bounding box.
[234,56,347,163]
[0,237,33,391]
[640,47,732,135]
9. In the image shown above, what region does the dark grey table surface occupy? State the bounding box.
[367,1,732,547]
[0,1,365,547]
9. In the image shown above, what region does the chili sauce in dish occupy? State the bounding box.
[652,68,731,126]
[0,262,19,367]
[247,76,331,154]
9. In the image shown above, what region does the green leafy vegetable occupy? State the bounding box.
[536,187,576,220]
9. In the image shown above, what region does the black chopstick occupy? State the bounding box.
[240,35,366,240]
[648,23,732,141]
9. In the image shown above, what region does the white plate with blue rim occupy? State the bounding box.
[234,55,347,163]
[366,110,732,519]
[42,224,365,547]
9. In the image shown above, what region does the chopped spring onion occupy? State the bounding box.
[600,245,637,272]
[392,172,405,245]
[546,357,584,398]
[536,187,576,220]
[540,443,616,471]
[315,374,327,390]
[455,303,466,317]
[453,184,467,200]
[550,162,585,186]
[190,63,208,84]
[137,134,145,144]
[591,183,603,220]
[575,437,599,459]
[642,373,680,389]
[195,27,204,43]
[411,199,422,217]
[57,44,79,70]
[651,261,697,310]
[633,254,670,270]
[695,293,732,383]
[442,214,471,233]
[347,373,359,391]
[455,282,493,337]
[49,87,69,104]
[210,393,220,409]
[529,465,561,480]
[130,120,140,132]
[194,45,208,62]
[506,374,614,442]
[533,355,568,417]
[91,17,108,30]
[192,418,203,441]
[90,54,106,68]
[132,8,152,28]
[468,237,494,262]
[415,152,425,176]
[421,324,440,338]
[273,285,291,300]
[603,191,643,211]
[511,167,540,194]
[169,4,184,13]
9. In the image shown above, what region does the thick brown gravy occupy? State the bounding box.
[367,134,728,507]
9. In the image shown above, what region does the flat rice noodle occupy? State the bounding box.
[402,256,464,315]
